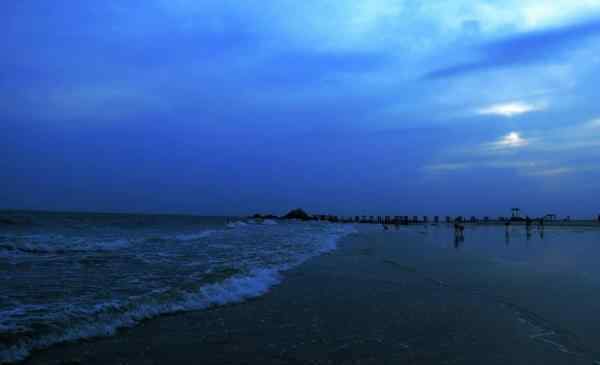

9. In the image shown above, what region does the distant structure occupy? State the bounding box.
[446,216,451,223]
[511,208,521,219]
[434,216,439,223]
[544,214,557,221]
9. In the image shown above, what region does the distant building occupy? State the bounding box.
[511,208,521,218]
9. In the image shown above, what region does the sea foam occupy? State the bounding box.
[0,222,357,364]
[0,269,282,364]
[174,230,216,242]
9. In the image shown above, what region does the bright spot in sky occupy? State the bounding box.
[495,132,529,148]
[477,101,544,118]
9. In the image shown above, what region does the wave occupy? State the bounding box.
[0,237,131,256]
[174,230,216,242]
[0,269,281,364]
[0,223,358,364]
[226,221,248,229]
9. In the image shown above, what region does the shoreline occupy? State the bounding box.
[22,225,600,364]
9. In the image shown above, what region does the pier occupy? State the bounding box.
[273,209,600,227]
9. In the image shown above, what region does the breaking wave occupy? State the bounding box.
[0,222,357,364]
[0,269,281,364]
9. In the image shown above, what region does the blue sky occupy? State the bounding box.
[2,1,600,218]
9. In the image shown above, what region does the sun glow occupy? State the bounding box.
[477,101,544,117]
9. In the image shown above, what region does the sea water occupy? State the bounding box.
[0,211,355,363]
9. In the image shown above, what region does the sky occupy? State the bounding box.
[2,1,600,218]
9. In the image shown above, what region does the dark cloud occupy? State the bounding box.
[424,18,600,79]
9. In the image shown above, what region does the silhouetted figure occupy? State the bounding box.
[525,216,532,234]
[505,230,510,245]
[454,223,465,239]
[454,235,463,249]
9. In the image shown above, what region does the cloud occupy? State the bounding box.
[524,167,574,176]
[423,162,472,172]
[422,116,600,182]
[584,117,600,128]
[489,132,530,150]
[424,17,600,79]
[476,101,545,117]
[423,159,579,178]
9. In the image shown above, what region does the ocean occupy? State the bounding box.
[0,211,356,363]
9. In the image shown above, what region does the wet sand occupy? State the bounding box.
[24,225,600,364]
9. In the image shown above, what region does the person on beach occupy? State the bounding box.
[454,234,463,249]
[454,222,464,239]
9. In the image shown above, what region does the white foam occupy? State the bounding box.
[198,269,281,306]
[174,231,216,242]
[0,223,359,364]
[0,269,282,364]
[226,221,248,228]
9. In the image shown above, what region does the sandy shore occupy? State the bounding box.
[24,225,600,365]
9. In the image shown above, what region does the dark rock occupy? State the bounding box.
[283,209,312,221]
[252,213,279,220]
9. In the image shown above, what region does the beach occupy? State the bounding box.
[22,224,600,364]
